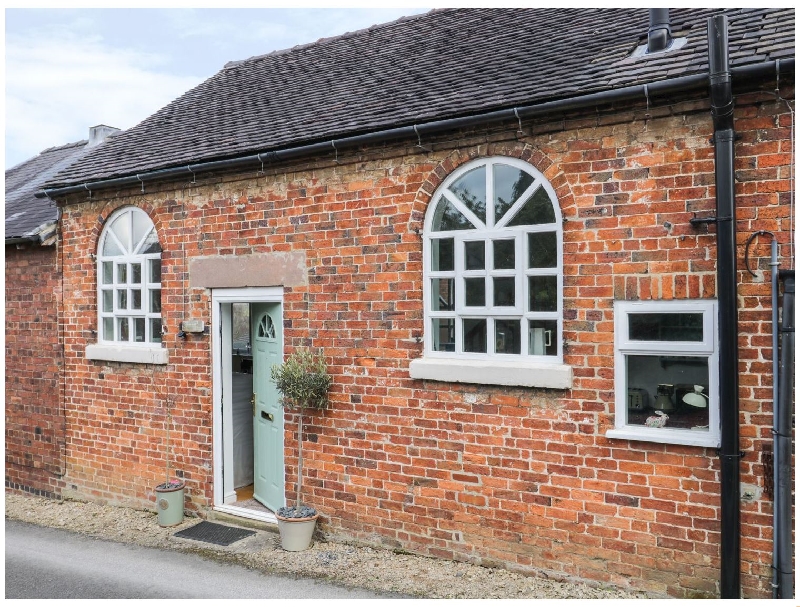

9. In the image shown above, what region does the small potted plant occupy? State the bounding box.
[154,396,185,527]
[270,347,332,551]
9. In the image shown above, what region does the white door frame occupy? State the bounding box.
[211,286,283,523]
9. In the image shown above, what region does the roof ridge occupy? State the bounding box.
[223,8,441,69]
[39,139,88,154]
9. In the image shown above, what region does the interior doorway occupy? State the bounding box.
[212,287,284,523]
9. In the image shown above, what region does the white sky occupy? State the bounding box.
[4,4,432,169]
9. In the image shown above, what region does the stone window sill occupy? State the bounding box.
[409,357,572,389]
[86,343,169,365]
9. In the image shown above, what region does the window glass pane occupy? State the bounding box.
[132,212,152,252]
[449,166,486,225]
[465,277,485,307]
[431,279,455,311]
[150,319,163,344]
[528,276,558,312]
[431,197,475,232]
[134,318,146,342]
[102,234,123,256]
[150,289,161,314]
[131,263,142,284]
[625,354,710,430]
[529,320,557,356]
[464,241,485,270]
[132,289,142,310]
[118,289,128,310]
[463,318,487,353]
[102,261,114,284]
[150,259,162,283]
[507,186,556,226]
[103,317,114,341]
[110,213,132,253]
[140,228,162,254]
[117,263,127,284]
[528,232,558,268]
[493,277,515,307]
[102,290,113,313]
[118,317,130,342]
[495,319,521,354]
[493,239,515,269]
[494,164,534,224]
[432,318,455,352]
[629,313,704,342]
[232,303,250,351]
[431,238,454,272]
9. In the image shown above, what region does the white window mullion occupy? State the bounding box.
[441,189,485,230]
[493,178,542,230]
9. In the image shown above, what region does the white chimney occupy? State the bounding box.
[88,124,120,147]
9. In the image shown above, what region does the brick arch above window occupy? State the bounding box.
[410,155,572,390]
[409,142,573,234]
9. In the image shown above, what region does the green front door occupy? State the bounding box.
[251,302,284,511]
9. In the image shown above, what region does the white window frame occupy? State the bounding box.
[86,206,167,365]
[607,299,719,447]
[410,156,572,389]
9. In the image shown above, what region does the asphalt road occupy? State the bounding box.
[5,520,397,599]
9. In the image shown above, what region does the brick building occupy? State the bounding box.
[5,126,118,498]
[14,8,795,598]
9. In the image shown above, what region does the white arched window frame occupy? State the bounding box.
[410,156,572,389]
[96,206,163,347]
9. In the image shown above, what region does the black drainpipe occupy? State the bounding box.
[707,14,740,598]
[648,9,673,53]
[775,270,795,598]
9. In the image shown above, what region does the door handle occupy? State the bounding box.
[251,393,255,417]
[261,411,274,421]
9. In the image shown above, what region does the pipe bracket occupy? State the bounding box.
[716,450,746,460]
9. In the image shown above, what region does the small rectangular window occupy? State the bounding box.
[609,300,718,448]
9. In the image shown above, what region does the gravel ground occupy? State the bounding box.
[5,492,655,599]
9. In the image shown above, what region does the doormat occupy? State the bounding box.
[174,521,256,546]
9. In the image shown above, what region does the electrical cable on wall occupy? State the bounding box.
[744,230,777,277]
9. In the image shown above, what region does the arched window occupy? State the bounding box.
[422,157,563,362]
[97,207,162,344]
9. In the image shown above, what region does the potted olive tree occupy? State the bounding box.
[271,347,332,551]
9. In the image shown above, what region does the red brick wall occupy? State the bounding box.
[55,87,793,598]
[5,243,64,498]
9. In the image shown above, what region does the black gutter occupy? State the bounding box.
[5,235,41,245]
[708,15,740,599]
[36,59,793,201]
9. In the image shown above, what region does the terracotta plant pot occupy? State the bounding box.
[275,512,319,551]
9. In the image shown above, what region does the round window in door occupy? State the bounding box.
[256,314,276,340]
